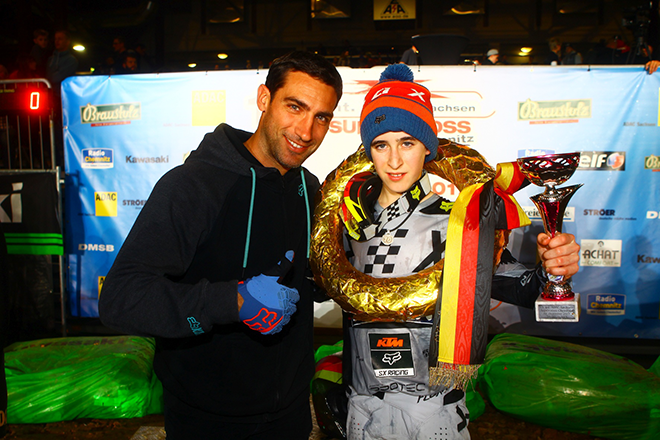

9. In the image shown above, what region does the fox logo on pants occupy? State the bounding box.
[382,352,402,365]
[244,308,282,333]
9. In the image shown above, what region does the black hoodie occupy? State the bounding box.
[99,123,320,422]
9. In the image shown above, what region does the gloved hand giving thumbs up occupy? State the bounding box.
[238,251,299,335]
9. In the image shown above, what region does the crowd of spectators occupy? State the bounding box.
[2,30,659,86]
[0,30,155,87]
[393,35,657,73]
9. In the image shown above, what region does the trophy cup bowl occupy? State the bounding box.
[517,153,583,322]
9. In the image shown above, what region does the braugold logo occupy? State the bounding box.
[80,103,141,126]
[645,155,660,171]
[518,98,591,122]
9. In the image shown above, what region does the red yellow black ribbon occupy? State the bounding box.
[430,162,530,389]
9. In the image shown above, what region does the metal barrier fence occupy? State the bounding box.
[0,78,66,338]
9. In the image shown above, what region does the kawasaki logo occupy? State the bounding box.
[125,155,169,164]
[80,103,141,124]
[518,99,591,120]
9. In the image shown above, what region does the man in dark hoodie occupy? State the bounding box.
[99,51,343,439]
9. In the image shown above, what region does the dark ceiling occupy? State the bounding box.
[1,0,658,72]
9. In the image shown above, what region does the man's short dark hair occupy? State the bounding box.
[55,29,70,39]
[33,29,48,39]
[123,50,138,62]
[265,51,343,106]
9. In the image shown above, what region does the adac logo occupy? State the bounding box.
[645,155,660,171]
[0,182,22,223]
[80,102,141,126]
[518,99,591,123]
[95,191,117,217]
[376,337,404,348]
[81,148,113,169]
[579,151,625,171]
[192,90,226,127]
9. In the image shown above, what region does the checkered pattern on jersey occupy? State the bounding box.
[383,203,405,223]
[363,229,409,275]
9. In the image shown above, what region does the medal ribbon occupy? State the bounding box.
[430,162,530,390]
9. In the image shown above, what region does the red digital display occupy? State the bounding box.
[0,87,51,113]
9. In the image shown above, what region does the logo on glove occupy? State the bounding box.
[243,308,283,333]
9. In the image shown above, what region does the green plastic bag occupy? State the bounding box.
[479,333,660,440]
[4,335,163,423]
[649,355,660,377]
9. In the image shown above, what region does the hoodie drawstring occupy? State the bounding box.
[241,167,311,277]
[300,169,311,259]
[242,167,257,279]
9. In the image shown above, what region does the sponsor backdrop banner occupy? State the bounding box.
[63,66,660,340]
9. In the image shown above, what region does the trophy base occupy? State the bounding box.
[535,292,580,322]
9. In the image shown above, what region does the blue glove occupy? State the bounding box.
[238,251,300,335]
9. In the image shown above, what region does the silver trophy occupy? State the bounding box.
[517,153,583,322]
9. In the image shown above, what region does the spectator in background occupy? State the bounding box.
[47,30,77,168]
[337,50,351,66]
[135,43,153,72]
[46,30,78,87]
[30,29,49,77]
[544,38,562,65]
[111,36,128,73]
[117,50,139,74]
[400,45,420,65]
[0,65,8,80]
[483,48,499,65]
[561,43,582,65]
[589,36,629,65]
[9,54,39,79]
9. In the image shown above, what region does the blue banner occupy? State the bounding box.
[62,66,660,340]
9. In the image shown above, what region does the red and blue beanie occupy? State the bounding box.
[359,64,438,162]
